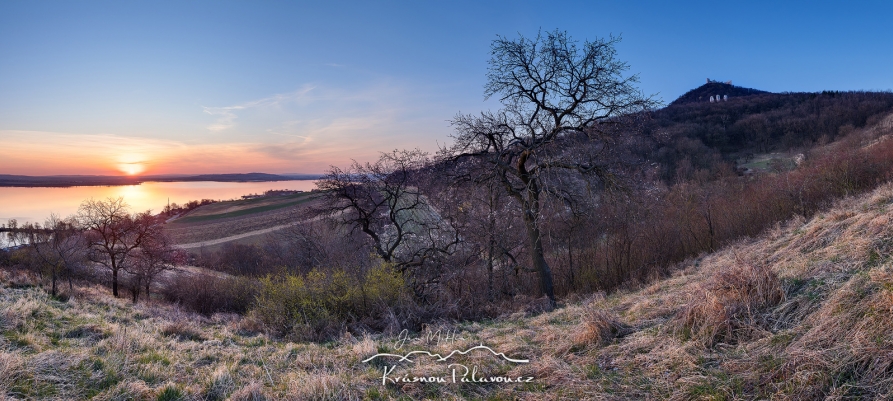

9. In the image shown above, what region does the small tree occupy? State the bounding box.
[447,30,654,307]
[77,198,161,297]
[8,215,85,296]
[128,217,184,302]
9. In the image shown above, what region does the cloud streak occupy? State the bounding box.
[202,85,317,132]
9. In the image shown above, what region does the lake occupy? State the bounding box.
[0,180,318,225]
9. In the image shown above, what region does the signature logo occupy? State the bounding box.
[363,330,533,385]
[362,344,529,364]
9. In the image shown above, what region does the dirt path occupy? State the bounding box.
[174,214,326,249]
[174,222,297,249]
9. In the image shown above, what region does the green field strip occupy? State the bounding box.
[172,196,316,224]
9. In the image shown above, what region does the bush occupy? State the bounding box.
[251,263,405,341]
[161,273,257,315]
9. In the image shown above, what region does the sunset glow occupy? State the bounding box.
[1,2,892,176]
[118,163,145,176]
[116,153,147,175]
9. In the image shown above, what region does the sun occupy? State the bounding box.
[118,163,146,176]
[116,153,148,176]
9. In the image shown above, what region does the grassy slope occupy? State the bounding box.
[5,183,893,399]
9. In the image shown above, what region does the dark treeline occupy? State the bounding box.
[542,127,893,295]
[646,88,893,181]
[160,198,217,217]
[3,200,184,302]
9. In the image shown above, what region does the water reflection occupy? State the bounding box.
[0,180,318,224]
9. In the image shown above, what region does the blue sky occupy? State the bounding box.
[1,0,891,175]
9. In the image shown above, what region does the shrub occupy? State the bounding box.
[0,249,10,266]
[161,273,257,315]
[251,263,405,341]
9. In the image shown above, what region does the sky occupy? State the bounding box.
[1,0,891,176]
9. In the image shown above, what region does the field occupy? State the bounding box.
[735,151,801,173]
[164,192,322,248]
[6,181,893,399]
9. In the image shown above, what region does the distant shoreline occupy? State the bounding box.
[0,173,322,188]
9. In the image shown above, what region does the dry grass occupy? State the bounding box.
[160,321,206,342]
[6,181,893,399]
[229,381,268,401]
[674,258,784,346]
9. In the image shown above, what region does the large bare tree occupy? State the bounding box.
[447,30,654,307]
[316,149,460,284]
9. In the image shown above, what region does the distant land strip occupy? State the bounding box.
[0,173,322,187]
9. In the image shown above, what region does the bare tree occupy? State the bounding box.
[77,198,160,297]
[128,218,184,302]
[446,30,654,307]
[316,149,460,283]
[8,214,85,296]
[445,162,526,303]
[269,213,370,273]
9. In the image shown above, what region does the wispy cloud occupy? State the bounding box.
[203,106,242,131]
[202,85,316,132]
[196,80,449,165]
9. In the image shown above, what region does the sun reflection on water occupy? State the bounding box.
[0,180,318,224]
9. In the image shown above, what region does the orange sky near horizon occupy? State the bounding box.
[0,81,449,176]
[0,130,388,176]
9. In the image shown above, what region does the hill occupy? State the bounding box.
[5,180,893,399]
[152,173,301,183]
[669,81,770,106]
[646,87,893,181]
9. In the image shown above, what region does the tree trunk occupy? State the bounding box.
[516,152,556,309]
[145,278,152,303]
[487,236,495,303]
[567,237,575,292]
[51,268,57,297]
[112,267,119,297]
[522,208,556,308]
[487,199,496,303]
